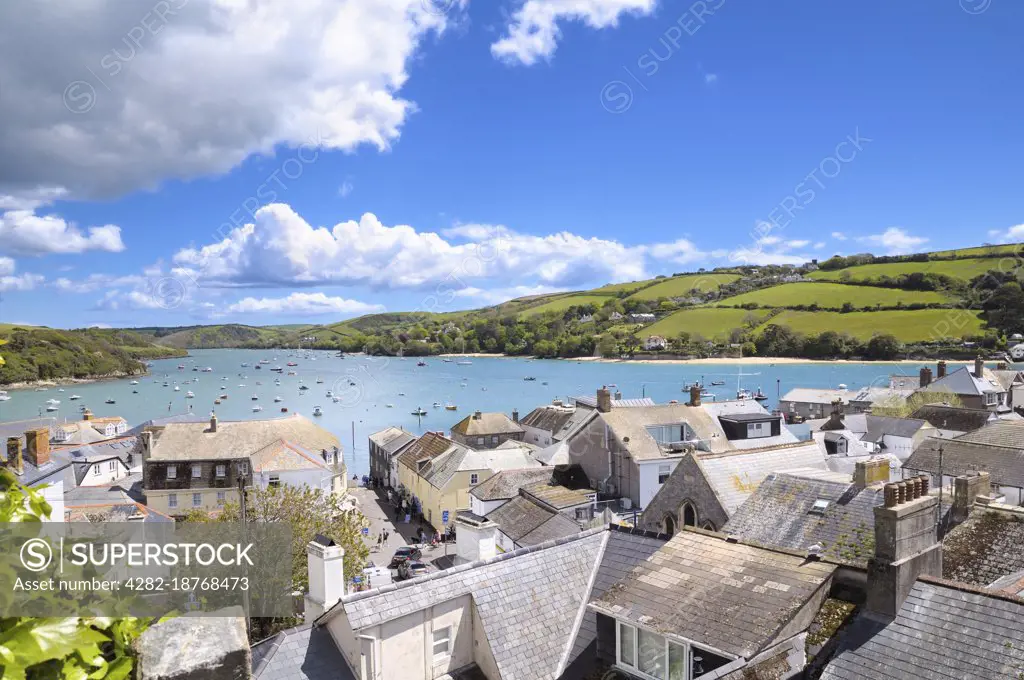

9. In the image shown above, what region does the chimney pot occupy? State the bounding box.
[919,367,932,388]
[919,474,930,495]
[473,410,482,420]
[883,483,898,508]
[614,390,623,401]
[511,409,519,423]
[688,385,701,407]
[24,429,50,468]
[82,408,93,421]
[937,360,947,379]
[596,387,612,413]
[997,361,1008,370]
[209,413,218,433]
[974,356,985,379]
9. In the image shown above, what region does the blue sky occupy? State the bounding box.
[1,0,1021,328]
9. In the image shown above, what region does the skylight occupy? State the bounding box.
[810,499,830,514]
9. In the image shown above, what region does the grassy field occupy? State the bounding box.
[809,257,1015,283]
[587,280,652,295]
[519,294,616,317]
[716,282,949,309]
[627,273,742,301]
[640,307,772,341]
[757,309,985,342]
[929,243,1023,258]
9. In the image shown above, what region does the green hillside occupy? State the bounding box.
[519,294,616,317]
[627,273,741,301]
[715,282,949,309]
[640,307,772,341]
[758,309,985,343]
[146,324,294,349]
[808,257,1010,284]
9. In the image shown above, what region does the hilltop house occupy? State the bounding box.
[141,413,344,516]
[449,411,525,449]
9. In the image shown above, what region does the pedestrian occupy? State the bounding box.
[383,529,390,544]
[376,533,382,552]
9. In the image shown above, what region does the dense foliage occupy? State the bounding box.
[0,327,186,385]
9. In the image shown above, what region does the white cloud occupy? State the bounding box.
[646,238,708,265]
[0,258,44,292]
[723,225,812,265]
[0,209,125,256]
[52,274,144,293]
[813,242,825,250]
[986,224,1024,244]
[786,239,810,249]
[831,231,847,241]
[0,0,462,199]
[491,0,656,66]
[338,180,354,198]
[0,257,14,277]
[170,203,649,290]
[451,284,569,306]
[859,227,928,255]
[221,292,383,317]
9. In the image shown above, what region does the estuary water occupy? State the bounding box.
[0,350,986,476]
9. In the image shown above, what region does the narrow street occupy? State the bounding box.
[349,486,456,573]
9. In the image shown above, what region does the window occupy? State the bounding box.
[268,474,280,488]
[166,465,177,479]
[168,493,178,509]
[490,435,498,445]
[432,626,451,658]
[746,422,769,439]
[616,621,687,680]
[192,464,201,478]
[809,499,830,515]
[215,465,226,478]
[985,392,997,405]
[658,464,672,484]
[93,464,101,476]
[470,473,479,485]
[575,507,589,521]
[476,437,485,446]
[192,493,202,507]
[618,622,636,669]
[217,491,226,506]
[238,461,248,475]
[638,628,667,678]
[108,460,117,472]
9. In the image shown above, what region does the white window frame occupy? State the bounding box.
[92,464,101,476]
[658,464,672,484]
[192,464,201,478]
[746,422,769,439]
[168,493,178,509]
[432,626,451,659]
[216,490,226,506]
[215,464,226,478]
[470,473,479,485]
[268,474,281,488]
[615,620,691,680]
[166,465,177,479]
[192,493,202,508]
[108,460,117,472]
[238,461,248,475]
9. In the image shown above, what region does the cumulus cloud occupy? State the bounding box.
[491,0,656,66]
[0,208,125,256]
[52,274,144,293]
[722,223,812,265]
[451,284,569,306]
[0,259,44,292]
[0,0,462,199]
[859,227,928,255]
[813,242,825,249]
[170,203,649,290]
[0,257,14,277]
[831,231,847,241]
[647,238,708,265]
[222,292,384,317]
[986,224,1024,244]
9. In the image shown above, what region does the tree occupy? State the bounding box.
[597,335,618,358]
[872,388,964,418]
[865,333,901,360]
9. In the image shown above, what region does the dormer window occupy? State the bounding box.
[615,619,730,679]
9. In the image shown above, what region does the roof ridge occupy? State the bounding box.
[699,439,818,460]
[917,574,1024,606]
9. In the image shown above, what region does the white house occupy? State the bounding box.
[643,335,667,351]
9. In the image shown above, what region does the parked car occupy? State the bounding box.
[388,546,422,569]
[397,560,430,581]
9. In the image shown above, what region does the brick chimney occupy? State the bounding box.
[473,410,482,420]
[820,400,846,431]
[974,356,985,379]
[209,413,218,433]
[854,458,890,487]
[6,437,23,475]
[688,385,701,407]
[82,408,93,421]
[866,476,942,617]
[614,390,623,401]
[997,361,1008,370]
[25,428,50,468]
[511,409,519,423]
[937,360,947,379]
[952,470,991,522]
[919,367,932,388]
[305,535,344,624]
[596,386,612,413]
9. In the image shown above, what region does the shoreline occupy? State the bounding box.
[1,371,147,392]
[566,356,981,366]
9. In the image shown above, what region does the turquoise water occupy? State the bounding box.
[0,350,985,476]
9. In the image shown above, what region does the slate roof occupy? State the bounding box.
[421,445,540,490]
[368,426,415,455]
[65,437,139,485]
[909,404,993,433]
[449,412,524,437]
[990,369,1024,391]
[821,579,1024,680]
[519,512,582,546]
[700,400,800,450]
[519,405,577,435]
[598,403,729,461]
[64,501,173,523]
[572,395,656,409]
[953,420,1024,448]
[590,529,836,659]
[0,417,56,449]
[942,508,1024,588]
[396,431,459,470]
[919,365,1005,397]
[696,440,829,514]
[147,414,339,461]
[327,529,609,680]
[904,432,1024,488]
[522,482,592,509]
[252,623,354,680]
[722,472,883,565]
[469,467,554,501]
[486,494,578,545]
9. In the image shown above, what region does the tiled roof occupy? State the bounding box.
[519,512,581,546]
[919,365,1004,397]
[147,414,340,461]
[519,406,576,434]
[396,431,459,469]
[449,412,524,437]
[909,404,994,433]
[423,445,540,490]
[469,467,554,501]
[597,404,729,461]
[368,426,415,455]
[942,508,1024,588]
[953,420,1024,448]
[722,472,883,565]
[696,440,828,514]
[252,624,353,680]
[522,482,592,509]
[486,495,565,543]
[572,395,657,409]
[821,579,1024,680]
[904,434,1024,488]
[330,529,608,680]
[589,529,835,659]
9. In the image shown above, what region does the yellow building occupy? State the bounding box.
[396,433,540,530]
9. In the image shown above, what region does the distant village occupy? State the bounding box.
[3,357,1024,679]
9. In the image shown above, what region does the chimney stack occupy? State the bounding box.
[209,413,218,433]
[952,470,991,522]
[974,356,985,379]
[867,476,942,617]
[25,429,50,468]
[6,437,23,475]
[688,385,701,407]
[455,513,499,566]
[937,360,947,379]
[596,387,612,413]
[820,399,846,431]
[511,409,519,424]
[304,535,345,624]
[919,367,932,388]
[614,390,623,401]
[997,361,1008,370]
[473,410,482,420]
[82,408,93,421]
[854,458,890,487]
[140,430,153,461]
